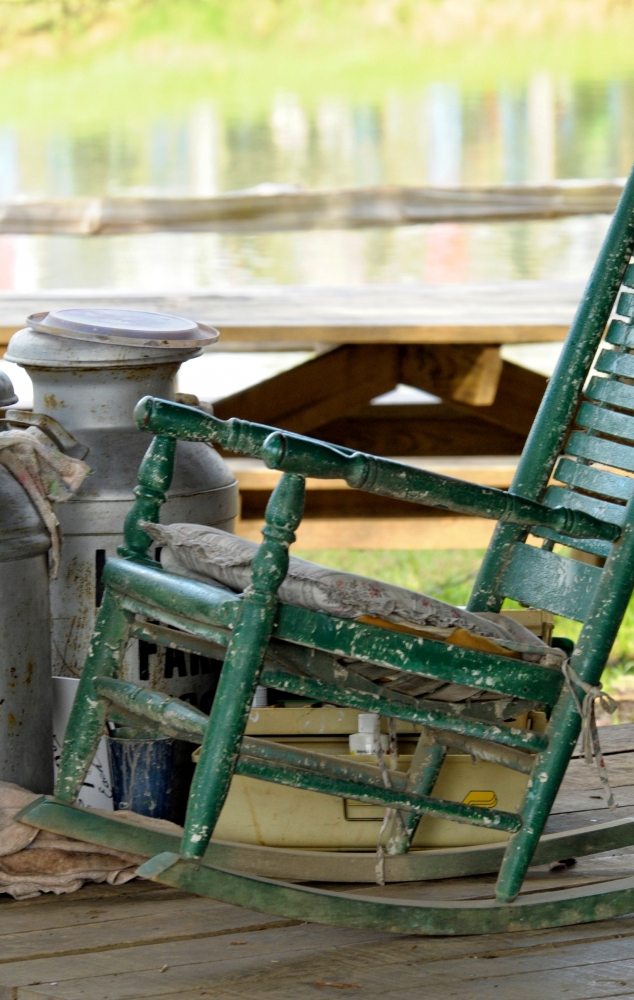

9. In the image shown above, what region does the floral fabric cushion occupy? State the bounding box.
[141,522,563,671]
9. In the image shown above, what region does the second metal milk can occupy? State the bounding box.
[0,371,53,793]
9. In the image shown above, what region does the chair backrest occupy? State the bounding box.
[469,165,634,627]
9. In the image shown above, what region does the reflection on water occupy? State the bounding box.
[0,72,631,289]
[5,76,634,198]
[0,216,612,290]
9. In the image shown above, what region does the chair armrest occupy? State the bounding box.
[132,395,620,543]
[261,431,621,544]
[128,396,348,560]
[134,395,354,460]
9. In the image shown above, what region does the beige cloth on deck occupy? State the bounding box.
[0,782,150,901]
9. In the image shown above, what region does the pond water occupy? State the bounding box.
[0,59,629,403]
[0,71,632,290]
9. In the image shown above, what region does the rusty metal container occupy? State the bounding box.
[6,310,238,706]
[0,373,53,793]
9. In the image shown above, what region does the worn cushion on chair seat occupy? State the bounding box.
[141,522,563,674]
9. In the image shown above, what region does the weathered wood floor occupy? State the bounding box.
[3,724,634,1000]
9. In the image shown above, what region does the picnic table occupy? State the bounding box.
[0,282,568,548]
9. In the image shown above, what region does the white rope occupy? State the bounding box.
[561,659,617,810]
[374,715,390,886]
[374,717,407,885]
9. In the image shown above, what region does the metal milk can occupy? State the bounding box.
[5,309,239,708]
[0,372,53,793]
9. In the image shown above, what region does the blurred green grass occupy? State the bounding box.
[3,1,634,129]
[295,548,634,684]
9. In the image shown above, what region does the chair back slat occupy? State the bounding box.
[529,532,611,559]
[604,320,634,348]
[533,484,621,557]
[583,374,634,411]
[500,544,602,621]
[553,456,634,503]
[595,349,634,378]
[615,289,634,322]
[565,431,634,473]
[575,399,634,441]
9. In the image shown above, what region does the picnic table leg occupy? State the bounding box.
[179,472,306,861]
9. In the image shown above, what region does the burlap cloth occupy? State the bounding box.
[0,426,90,577]
[0,781,181,901]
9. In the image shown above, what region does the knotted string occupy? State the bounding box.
[561,659,617,810]
[374,717,406,885]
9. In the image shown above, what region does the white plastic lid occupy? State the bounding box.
[357,713,379,733]
[26,308,219,350]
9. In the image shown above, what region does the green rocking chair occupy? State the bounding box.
[19,164,634,934]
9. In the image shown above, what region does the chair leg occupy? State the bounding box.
[386,729,446,855]
[179,596,279,858]
[180,471,306,860]
[55,590,133,805]
[495,688,581,902]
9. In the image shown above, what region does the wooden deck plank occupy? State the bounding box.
[557,753,634,793]
[392,964,634,1000]
[17,916,634,1000]
[130,935,634,1000]
[0,899,294,965]
[545,805,634,833]
[7,897,634,999]
[0,282,580,349]
[574,724,634,756]
[553,787,634,815]
[0,924,389,1000]
[221,935,634,998]
[0,886,188,936]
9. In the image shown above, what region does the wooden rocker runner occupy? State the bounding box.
[18,164,634,933]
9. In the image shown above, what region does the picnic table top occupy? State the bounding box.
[0,282,580,349]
